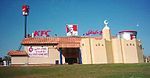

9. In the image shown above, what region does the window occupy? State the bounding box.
[130,43,132,46]
[133,44,135,46]
[98,43,100,46]
[82,44,84,46]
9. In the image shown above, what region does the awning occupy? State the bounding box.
[57,42,80,48]
[8,50,28,56]
[21,37,59,45]
[21,37,81,45]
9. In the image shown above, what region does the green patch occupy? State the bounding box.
[0,63,150,78]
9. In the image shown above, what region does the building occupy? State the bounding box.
[8,21,144,65]
[144,56,150,63]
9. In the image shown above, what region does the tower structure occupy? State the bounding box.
[102,20,114,63]
[102,20,111,41]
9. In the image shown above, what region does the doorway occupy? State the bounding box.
[62,48,81,64]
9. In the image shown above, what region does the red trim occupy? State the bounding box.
[119,30,137,33]
[21,37,81,45]
[8,50,28,56]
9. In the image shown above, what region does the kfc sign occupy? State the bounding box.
[66,24,78,36]
[33,30,51,37]
[22,5,29,16]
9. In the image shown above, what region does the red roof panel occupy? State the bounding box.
[8,50,28,56]
[21,37,81,45]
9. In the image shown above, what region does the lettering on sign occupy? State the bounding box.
[33,30,51,37]
[28,46,48,57]
[85,30,102,36]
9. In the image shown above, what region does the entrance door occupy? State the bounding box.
[62,48,79,64]
[65,58,78,64]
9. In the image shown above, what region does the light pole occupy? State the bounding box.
[22,4,29,38]
[18,5,29,51]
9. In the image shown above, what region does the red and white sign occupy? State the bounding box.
[33,30,51,37]
[85,30,102,36]
[22,5,29,16]
[66,24,78,36]
[28,46,48,57]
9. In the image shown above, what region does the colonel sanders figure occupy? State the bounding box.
[66,24,78,36]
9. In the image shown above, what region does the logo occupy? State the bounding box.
[33,30,51,37]
[66,24,78,36]
[29,46,33,52]
[22,5,29,16]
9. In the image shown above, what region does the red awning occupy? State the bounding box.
[57,42,80,48]
[21,37,59,45]
[8,50,28,56]
[21,37,81,45]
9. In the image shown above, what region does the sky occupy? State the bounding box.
[0,0,150,57]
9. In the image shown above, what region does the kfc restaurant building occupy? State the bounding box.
[8,37,82,65]
[8,22,144,65]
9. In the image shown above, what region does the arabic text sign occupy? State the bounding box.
[28,46,48,57]
[85,30,102,35]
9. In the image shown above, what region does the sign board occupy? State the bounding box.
[28,46,48,57]
[85,30,102,36]
[66,24,78,36]
[33,30,51,37]
[22,5,29,16]
[119,30,137,40]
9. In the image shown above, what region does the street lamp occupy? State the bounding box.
[22,4,29,38]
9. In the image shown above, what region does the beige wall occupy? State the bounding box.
[80,37,108,64]
[136,40,144,63]
[90,38,108,64]
[121,39,139,63]
[11,56,28,64]
[49,46,60,64]
[112,38,123,63]
[28,57,50,64]
[24,45,60,64]
[80,38,92,64]
[112,38,144,63]
[80,37,144,64]
[105,40,114,63]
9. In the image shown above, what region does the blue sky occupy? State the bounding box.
[0,0,150,57]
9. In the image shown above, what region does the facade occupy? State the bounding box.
[8,22,144,65]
